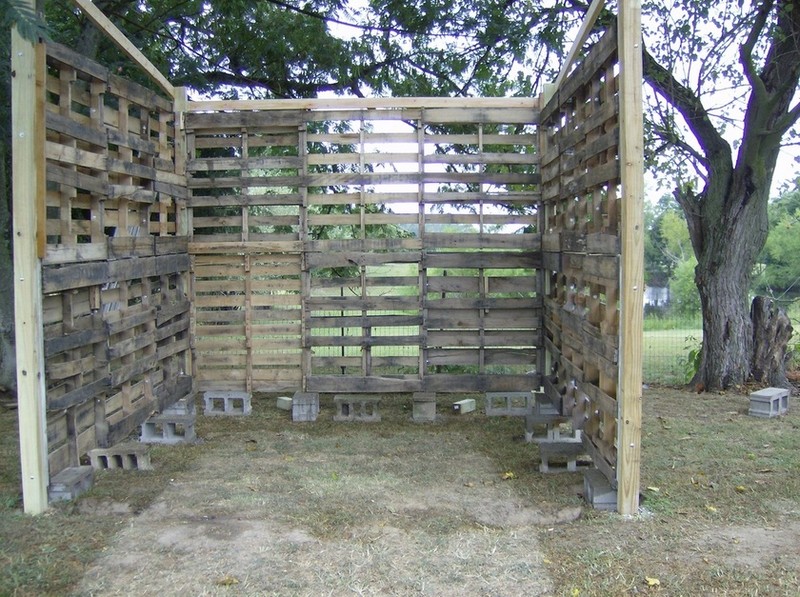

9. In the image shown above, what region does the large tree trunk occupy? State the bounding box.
[690,170,771,390]
[750,295,793,389]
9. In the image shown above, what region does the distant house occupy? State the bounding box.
[644,286,670,307]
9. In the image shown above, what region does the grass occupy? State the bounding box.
[643,328,702,385]
[1,386,799,595]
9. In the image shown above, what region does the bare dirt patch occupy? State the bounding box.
[693,521,800,570]
[74,413,560,596]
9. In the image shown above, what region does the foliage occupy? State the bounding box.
[757,182,800,297]
[681,334,703,382]
[1,0,48,43]
[669,255,701,316]
[44,0,582,99]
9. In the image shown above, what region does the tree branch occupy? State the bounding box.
[739,0,774,105]
[643,46,732,174]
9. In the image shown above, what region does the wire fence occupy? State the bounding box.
[642,314,702,385]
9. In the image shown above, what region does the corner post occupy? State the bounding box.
[617,0,645,516]
[12,8,49,514]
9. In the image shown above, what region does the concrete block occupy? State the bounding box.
[485,391,533,416]
[162,396,196,417]
[749,387,789,418]
[203,390,252,416]
[538,431,588,473]
[276,396,293,411]
[334,394,380,422]
[292,392,319,422]
[452,398,476,414]
[412,392,436,422]
[49,466,94,503]
[583,468,617,511]
[88,442,152,471]
[524,394,568,443]
[140,413,196,444]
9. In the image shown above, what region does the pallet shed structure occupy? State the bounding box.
[12,0,644,514]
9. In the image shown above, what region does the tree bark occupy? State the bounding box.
[750,295,793,389]
[0,132,15,392]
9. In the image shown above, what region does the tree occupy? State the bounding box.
[757,182,800,298]
[642,0,800,388]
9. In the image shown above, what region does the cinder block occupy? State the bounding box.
[292,392,319,422]
[525,394,568,443]
[749,387,789,418]
[583,468,617,511]
[88,442,152,471]
[276,396,293,411]
[49,465,94,503]
[162,396,196,417]
[538,431,589,473]
[412,392,437,422]
[452,398,476,414]
[203,390,252,416]
[334,394,380,422]
[485,391,533,416]
[140,413,196,444]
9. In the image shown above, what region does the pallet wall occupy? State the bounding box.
[539,25,622,483]
[186,103,543,393]
[41,43,190,476]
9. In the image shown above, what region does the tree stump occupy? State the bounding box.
[750,296,794,389]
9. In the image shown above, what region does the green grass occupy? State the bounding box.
[643,328,702,385]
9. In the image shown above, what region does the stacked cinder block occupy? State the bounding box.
[203,390,252,416]
[525,394,568,443]
[538,430,587,473]
[140,397,197,444]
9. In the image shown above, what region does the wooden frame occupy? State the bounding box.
[12,1,49,515]
[13,0,643,515]
[616,0,645,517]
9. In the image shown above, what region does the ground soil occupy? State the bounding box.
[73,416,568,596]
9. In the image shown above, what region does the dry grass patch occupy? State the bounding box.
[2,387,799,596]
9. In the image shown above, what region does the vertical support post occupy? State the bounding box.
[616,0,644,516]
[12,11,49,514]
[299,125,310,391]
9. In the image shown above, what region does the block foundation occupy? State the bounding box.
[538,431,589,473]
[334,394,380,422]
[583,468,617,511]
[48,465,94,503]
[292,392,319,422]
[140,413,196,444]
[485,391,533,416]
[88,442,152,471]
[203,390,252,416]
[412,392,437,422]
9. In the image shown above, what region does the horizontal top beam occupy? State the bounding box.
[187,96,540,113]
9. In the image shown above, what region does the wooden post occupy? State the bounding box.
[12,10,49,514]
[616,0,644,516]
